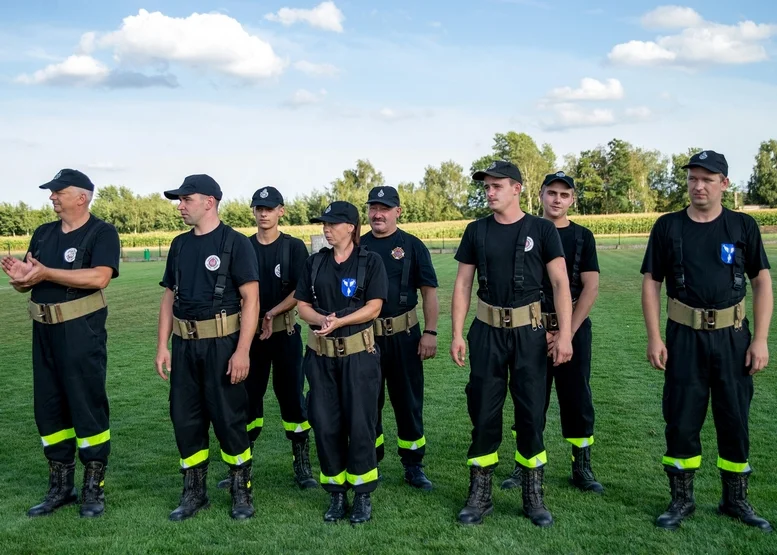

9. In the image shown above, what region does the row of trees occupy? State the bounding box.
[2,136,776,236]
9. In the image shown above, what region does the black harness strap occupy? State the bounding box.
[513,216,533,298]
[212,227,237,311]
[171,235,186,312]
[309,248,328,311]
[396,230,413,307]
[570,224,584,296]
[351,247,369,305]
[65,220,103,301]
[280,233,292,296]
[723,209,746,298]
[669,216,688,302]
[475,218,490,303]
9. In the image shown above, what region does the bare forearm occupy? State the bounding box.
[336,301,382,327]
[571,286,598,334]
[642,275,663,341]
[451,284,471,339]
[421,288,439,331]
[236,296,259,352]
[551,278,573,339]
[751,277,773,342]
[298,303,323,326]
[45,268,111,289]
[157,290,174,349]
[13,284,31,293]
[268,291,298,317]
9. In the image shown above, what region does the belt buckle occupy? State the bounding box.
[383,318,394,336]
[334,337,346,357]
[549,313,559,330]
[36,303,51,323]
[185,320,199,339]
[701,309,716,330]
[500,308,512,327]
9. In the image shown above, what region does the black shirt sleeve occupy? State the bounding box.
[540,219,565,264]
[640,216,667,281]
[365,252,388,302]
[413,238,438,288]
[454,222,477,265]
[290,238,309,289]
[90,223,121,278]
[580,228,599,273]
[230,233,259,287]
[160,236,178,289]
[294,254,315,304]
[743,214,771,279]
[26,226,40,258]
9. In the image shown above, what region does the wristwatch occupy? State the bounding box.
[423,330,437,336]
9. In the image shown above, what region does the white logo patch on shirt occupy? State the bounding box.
[205,255,221,271]
[525,236,535,252]
[63,248,77,263]
[274,263,281,278]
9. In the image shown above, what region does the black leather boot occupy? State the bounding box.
[350,492,372,525]
[718,470,772,532]
[79,461,106,518]
[500,462,522,490]
[521,466,553,527]
[324,492,349,522]
[403,464,433,491]
[655,470,695,530]
[571,446,604,494]
[169,465,210,521]
[456,466,494,525]
[229,463,255,520]
[292,437,318,489]
[27,460,78,517]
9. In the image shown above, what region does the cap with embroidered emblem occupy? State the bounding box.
[310,201,360,225]
[40,169,95,192]
[366,186,400,207]
[472,160,523,183]
[251,186,284,208]
[542,171,575,189]
[164,174,223,200]
[682,150,728,177]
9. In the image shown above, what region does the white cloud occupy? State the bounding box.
[540,103,617,131]
[641,6,703,29]
[265,1,345,32]
[284,88,327,108]
[545,77,624,101]
[293,60,340,77]
[15,55,109,86]
[625,106,653,121]
[77,32,98,55]
[609,8,777,67]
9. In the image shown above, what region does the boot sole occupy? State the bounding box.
[457,505,494,525]
[718,507,774,532]
[169,501,211,522]
[27,496,78,518]
[656,506,695,531]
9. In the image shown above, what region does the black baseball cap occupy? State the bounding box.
[164,174,223,200]
[542,171,575,189]
[366,186,400,207]
[310,201,359,225]
[40,169,95,192]
[472,160,523,183]
[682,150,728,177]
[251,186,284,208]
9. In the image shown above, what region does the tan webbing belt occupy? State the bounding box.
[541,300,578,332]
[29,290,106,324]
[476,299,541,330]
[667,298,745,331]
[373,308,419,336]
[307,327,377,357]
[172,311,241,340]
[261,310,297,335]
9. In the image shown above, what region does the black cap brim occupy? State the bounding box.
[681,162,725,175]
[39,180,70,191]
[251,200,282,208]
[543,178,575,189]
[310,215,352,224]
[472,170,511,181]
[366,199,399,208]
[164,188,186,200]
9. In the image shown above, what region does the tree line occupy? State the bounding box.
[2,135,776,236]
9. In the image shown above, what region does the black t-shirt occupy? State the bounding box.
[250,232,309,317]
[27,215,120,304]
[640,208,770,310]
[541,221,599,311]
[161,223,259,320]
[294,246,388,337]
[360,229,438,318]
[455,214,565,307]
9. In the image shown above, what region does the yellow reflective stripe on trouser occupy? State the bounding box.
[467,452,498,467]
[77,430,111,449]
[221,447,252,466]
[662,455,702,470]
[717,457,751,473]
[282,420,311,433]
[375,434,385,448]
[41,428,76,447]
[516,450,547,468]
[320,470,347,485]
[181,449,209,469]
[347,468,379,486]
[246,418,264,432]
[566,436,594,448]
[397,436,426,450]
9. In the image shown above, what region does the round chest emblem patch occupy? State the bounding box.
[391,247,405,260]
[64,248,77,263]
[525,237,534,252]
[205,255,221,271]
[274,263,281,278]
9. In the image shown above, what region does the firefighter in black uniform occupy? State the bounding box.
[361,186,439,491]
[451,161,573,527]
[295,201,388,525]
[3,169,119,518]
[216,186,316,490]
[155,175,260,521]
[641,150,772,532]
[502,172,603,494]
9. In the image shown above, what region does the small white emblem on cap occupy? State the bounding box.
[487,161,498,170]
[325,205,332,213]
[699,152,708,160]
[556,171,565,177]
[64,248,77,263]
[260,189,268,198]
[54,171,63,180]
[377,189,385,198]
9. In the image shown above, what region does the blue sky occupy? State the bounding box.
[1,1,776,205]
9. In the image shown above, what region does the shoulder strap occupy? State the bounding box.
[212,227,237,311]
[351,247,369,305]
[310,249,328,310]
[475,218,489,302]
[397,230,413,307]
[670,216,688,302]
[65,220,104,301]
[171,235,185,312]
[513,215,534,298]
[280,233,291,295]
[33,223,56,259]
[724,209,746,296]
[570,224,584,292]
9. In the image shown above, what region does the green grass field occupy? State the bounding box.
[1,250,776,554]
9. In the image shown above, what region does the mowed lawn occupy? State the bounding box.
[1,249,776,555]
